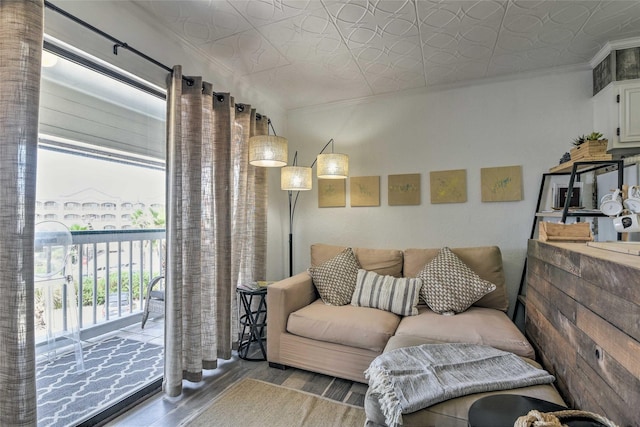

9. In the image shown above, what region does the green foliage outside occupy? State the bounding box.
[36,271,153,309]
[80,271,152,306]
[131,207,165,229]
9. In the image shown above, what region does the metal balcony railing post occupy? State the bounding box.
[35,229,166,347]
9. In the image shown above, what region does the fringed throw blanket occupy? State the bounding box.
[364,343,555,427]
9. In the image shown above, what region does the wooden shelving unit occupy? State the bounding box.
[548,155,613,173]
[512,160,624,323]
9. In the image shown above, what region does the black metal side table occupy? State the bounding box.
[236,286,267,361]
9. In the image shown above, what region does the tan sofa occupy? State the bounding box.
[267,244,534,381]
[266,244,564,425]
[364,335,565,427]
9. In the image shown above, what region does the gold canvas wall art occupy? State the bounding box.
[350,176,380,207]
[430,169,467,204]
[318,179,346,207]
[388,174,421,206]
[480,165,523,202]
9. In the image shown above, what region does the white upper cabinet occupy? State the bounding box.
[594,79,640,155]
[619,81,640,143]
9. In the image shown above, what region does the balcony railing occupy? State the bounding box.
[35,228,165,348]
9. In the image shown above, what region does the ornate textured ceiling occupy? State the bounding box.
[133,0,640,110]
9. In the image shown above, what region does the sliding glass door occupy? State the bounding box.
[36,41,167,427]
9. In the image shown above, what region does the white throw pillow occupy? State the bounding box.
[351,269,422,316]
[417,247,496,315]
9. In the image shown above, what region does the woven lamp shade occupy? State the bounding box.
[281,166,312,191]
[249,135,288,167]
[317,153,349,178]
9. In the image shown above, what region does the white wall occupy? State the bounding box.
[282,69,594,315]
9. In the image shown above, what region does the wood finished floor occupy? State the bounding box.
[104,349,369,427]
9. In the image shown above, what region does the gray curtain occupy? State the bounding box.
[164,66,268,397]
[0,0,43,425]
[232,106,268,294]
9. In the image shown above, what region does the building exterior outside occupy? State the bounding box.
[36,187,164,230]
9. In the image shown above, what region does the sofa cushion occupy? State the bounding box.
[417,247,496,315]
[393,306,535,358]
[366,334,564,427]
[351,269,422,316]
[287,299,401,352]
[308,247,360,306]
[311,244,403,277]
[404,246,509,312]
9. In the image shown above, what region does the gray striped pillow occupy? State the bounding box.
[351,269,422,316]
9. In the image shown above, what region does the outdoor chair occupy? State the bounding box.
[141,275,164,329]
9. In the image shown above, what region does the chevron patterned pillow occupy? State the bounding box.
[308,247,361,306]
[417,247,496,315]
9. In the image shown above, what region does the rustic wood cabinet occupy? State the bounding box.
[526,240,640,427]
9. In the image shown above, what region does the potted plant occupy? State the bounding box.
[570,131,608,160]
[572,134,586,146]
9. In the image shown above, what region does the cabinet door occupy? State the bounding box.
[619,81,640,142]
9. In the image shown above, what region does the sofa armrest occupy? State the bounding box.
[267,272,317,363]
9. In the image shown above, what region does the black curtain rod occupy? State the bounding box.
[43,0,262,116]
[44,0,173,74]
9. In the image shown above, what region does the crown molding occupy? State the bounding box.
[287,63,589,113]
[590,37,640,68]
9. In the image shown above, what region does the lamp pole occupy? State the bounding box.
[285,139,344,277]
[287,177,305,277]
[288,191,295,277]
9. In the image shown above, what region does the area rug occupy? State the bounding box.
[37,336,163,427]
[181,378,367,427]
